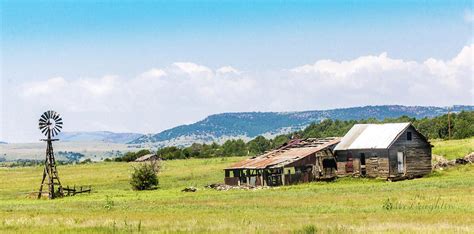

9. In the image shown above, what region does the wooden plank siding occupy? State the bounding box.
[388,125,432,177]
[336,149,389,177]
[335,125,432,179]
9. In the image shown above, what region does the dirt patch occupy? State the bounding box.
[205,183,269,191]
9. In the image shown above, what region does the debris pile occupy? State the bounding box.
[433,153,474,170]
[205,183,268,191]
[181,186,197,192]
[457,152,474,163]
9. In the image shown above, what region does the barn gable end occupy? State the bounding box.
[334,123,432,179]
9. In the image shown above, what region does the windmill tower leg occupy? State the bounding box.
[37,166,47,199]
[38,139,64,199]
[38,142,50,199]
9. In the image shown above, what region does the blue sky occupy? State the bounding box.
[1,0,473,142]
[3,1,472,77]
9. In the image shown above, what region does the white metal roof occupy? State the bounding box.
[334,122,411,150]
[134,154,159,162]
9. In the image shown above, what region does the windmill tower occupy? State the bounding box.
[37,110,64,199]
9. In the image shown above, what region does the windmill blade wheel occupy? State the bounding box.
[38,110,63,138]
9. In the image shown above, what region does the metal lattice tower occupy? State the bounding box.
[37,110,64,199]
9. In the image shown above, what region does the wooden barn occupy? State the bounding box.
[334,122,432,180]
[224,137,341,186]
[134,153,160,162]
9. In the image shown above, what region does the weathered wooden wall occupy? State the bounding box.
[335,149,389,177]
[388,125,432,177]
[335,125,431,179]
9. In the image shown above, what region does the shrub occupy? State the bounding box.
[382,198,393,210]
[294,225,317,234]
[80,158,92,164]
[130,161,160,190]
[121,152,138,162]
[104,195,114,210]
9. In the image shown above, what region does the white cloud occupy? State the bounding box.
[21,77,67,97]
[77,75,118,96]
[6,44,474,142]
[173,62,213,75]
[291,52,417,77]
[140,68,167,78]
[423,44,473,88]
[217,66,240,75]
[291,45,473,94]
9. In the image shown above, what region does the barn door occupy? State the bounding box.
[345,152,354,173]
[397,152,404,174]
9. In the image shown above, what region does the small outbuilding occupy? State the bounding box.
[334,122,432,180]
[134,153,160,162]
[224,137,341,186]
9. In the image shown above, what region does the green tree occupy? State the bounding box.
[452,111,474,139]
[135,149,151,158]
[157,147,184,160]
[271,135,291,148]
[247,136,271,155]
[222,139,247,156]
[130,162,159,190]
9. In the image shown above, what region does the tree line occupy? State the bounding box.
[116,111,473,161]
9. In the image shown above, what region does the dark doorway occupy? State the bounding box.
[346,152,354,173]
[360,153,366,176]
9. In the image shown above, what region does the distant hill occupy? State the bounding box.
[0,141,7,144]
[129,105,474,146]
[57,131,144,144]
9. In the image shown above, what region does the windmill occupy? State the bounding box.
[37,110,64,199]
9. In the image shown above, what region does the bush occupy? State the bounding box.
[130,161,159,190]
[382,198,393,210]
[80,158,92,164]
[121,152,139,162]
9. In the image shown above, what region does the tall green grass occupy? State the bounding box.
[432,137,474,160]
[0,142,473,233]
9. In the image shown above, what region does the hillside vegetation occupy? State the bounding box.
[131,105,474,145]
[143,111,474,160]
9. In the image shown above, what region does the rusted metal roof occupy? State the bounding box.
[226,137,341,170]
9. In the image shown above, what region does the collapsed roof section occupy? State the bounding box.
[226,137,341,170]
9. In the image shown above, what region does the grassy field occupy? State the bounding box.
[432,137,474,160]
[0,141,473,233]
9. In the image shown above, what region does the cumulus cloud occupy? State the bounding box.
[21,77,67,97]
[173,62,213,75]
[77,75,118,96]
[6,44,474,142]
[291,52,417,77]
[291,45,473,96]
[140,68,167,78]
[217,66,240,75]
